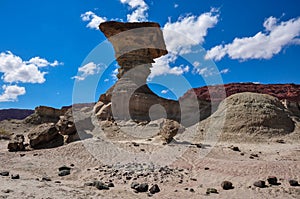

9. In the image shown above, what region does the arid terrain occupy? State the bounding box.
[1,83,300,199]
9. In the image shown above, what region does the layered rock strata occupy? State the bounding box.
[97,21,181,122]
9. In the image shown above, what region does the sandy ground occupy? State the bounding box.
[0,133,300,199]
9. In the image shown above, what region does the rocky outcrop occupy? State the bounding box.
[0,109,34,121]
[28,123,63,149]
[96,21,181,123]
[24,106,67,125]
[197,92,295,142]
[7,134,25,152]
[56,107,93,143]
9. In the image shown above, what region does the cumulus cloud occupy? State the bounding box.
[0,85,26,102]
[149,54,189,78]
[0,51,62,84]
[151,10,219,78]
[120,0,149,22]
[163,11,219,55]
[206,16,300,61]
[81,11,107,29]
[220,68,230,74]
[73,62,101,81]
[27,57,61,67]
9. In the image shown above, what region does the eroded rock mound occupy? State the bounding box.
[24,106,67,125]
[198,92,295,142]
[159,119,183,143]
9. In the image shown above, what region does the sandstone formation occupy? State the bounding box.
[197,92,296,142]
[24,106,67,125]
[97,21,181,123]
[27,123,63,149]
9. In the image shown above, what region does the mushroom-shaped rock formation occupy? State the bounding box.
[97,21,180,122]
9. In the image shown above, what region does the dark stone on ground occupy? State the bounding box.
[289,179,299,186]
[206,188,218,194]
[253,180,266,188]
[58,170,70,176]
[221,181,234,190]
[0,171,9,176]
[8,134,25,152]
[135,183,149,192]
[149,184,160,194]
[58,165,71,171]
[267,176,279,185]
[94,181,110,190]
[11,174,20,179]
[190,188,195,192]
[41,176,51,181]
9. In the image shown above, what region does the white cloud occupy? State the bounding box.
[27,57,62,67]
[206,16,300,61]
[151,10,218,78]
[161,89,169,94]
[0,51,62,84]
[120,0,149,22]
[149,54,189,79]
[73,62,101,81]
[104,78,109,82]
[193,61,200,67]
[220,68,229,74]
[81,11,107,30]
[174,4,179,8]
[163,11,219,55]
[0,85,26,102]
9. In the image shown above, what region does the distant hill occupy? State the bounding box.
[0,109,34,121]
[181,83,300,102]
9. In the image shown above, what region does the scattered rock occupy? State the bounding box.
[206,188,218,194]
[58,170,70,177]
[58,165,71,171]
[107,182,115,187]
[189,188,195,192]
[204,167,209,170]
[230,146,240,152]
[25,106,66,125]
[276,139,285,144]
[288,179,299,186]
[0,171,9,176]
[149,184,160,194]
[135,183,149,192]
[131,182,139,189]
[41,176,51,182]
[221,181,234,190]
[94,181,109,190]
[11,174,20,179]
[2,189,13,193]
[253,180,266,188]
[7,134,25,152]
[267,176,279,185]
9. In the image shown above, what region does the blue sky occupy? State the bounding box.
[0,0,299,109]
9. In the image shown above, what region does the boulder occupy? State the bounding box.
[221,181,234,190]
[159,119,182,143]
[7,134,25,152]
[28,123,63,149]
